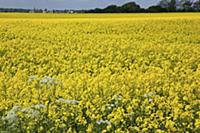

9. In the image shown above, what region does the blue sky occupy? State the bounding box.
[0,0,160,9]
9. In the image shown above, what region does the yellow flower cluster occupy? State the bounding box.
[0,13,200,132]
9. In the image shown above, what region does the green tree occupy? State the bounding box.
[103,5,120,13]
[148,5,167,12]
[169,0,177,11]
[193,0,200,11]
[158,0,177,11]
[121,2,141,13]
[179,0,193,11]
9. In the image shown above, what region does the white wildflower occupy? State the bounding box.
[28,75,37,82]
[144,92,155,102]
[110,104,115,107]
[21,107,41,119]
[55,98,80,105]
[143,92,155,98]
[32,104,46,110]
[2,106,21,124]
[149,98,153,102]
[96,120,111,125]
[28,110,40,118]
[21,108,31,113]
[40,76,58,85]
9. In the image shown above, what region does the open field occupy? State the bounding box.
[0,13,200,132]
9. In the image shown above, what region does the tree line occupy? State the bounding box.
[86,0,200,13]
[0,0,200,13]
[0,8,31,13]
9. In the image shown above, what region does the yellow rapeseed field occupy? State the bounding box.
[0,13,200,132]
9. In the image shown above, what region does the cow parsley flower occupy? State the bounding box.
[21,107,41,119]
[143,92,155,98]
[96,120,111,125]
[28,75,37,82]
[144,92,155,102]
[55,98,80,105]
[40,76,58,85]
[32,104,46,110]
[2,106,21,124]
